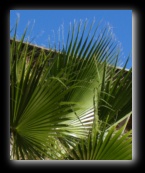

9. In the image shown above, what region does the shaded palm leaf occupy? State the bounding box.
[62,114,132,160]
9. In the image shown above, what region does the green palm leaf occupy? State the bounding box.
[10,19,132,160]
[63,113,132,160]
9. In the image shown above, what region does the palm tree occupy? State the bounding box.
[10,19,132,160]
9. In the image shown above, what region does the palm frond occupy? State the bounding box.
[62,114,132,160]
[10,19,132,160]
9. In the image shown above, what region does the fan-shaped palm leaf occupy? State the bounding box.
[59,113,132,160]
[10,19,132,160]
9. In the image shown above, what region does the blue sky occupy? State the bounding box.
[10,10,132,69]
